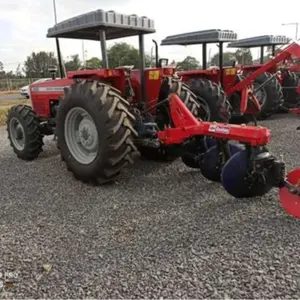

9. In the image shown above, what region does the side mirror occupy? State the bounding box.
[158,58,169,68]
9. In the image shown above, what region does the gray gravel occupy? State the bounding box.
[1,113,300,298]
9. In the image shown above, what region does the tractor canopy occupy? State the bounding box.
[160,29,238,77]
[46,9,155,40]
[227,35,291,64]
[227,35,291,48]
[46,9,156,101]
[160,29,238,46]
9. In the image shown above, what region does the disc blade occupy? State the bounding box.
[200,143,243,182]
[221,149,273,198]
[279,168,300,219]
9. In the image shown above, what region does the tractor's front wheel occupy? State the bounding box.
[56,80,139,184]
[6,104,44,160]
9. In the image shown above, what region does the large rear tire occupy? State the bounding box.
[253,72,283,119]
[175,79,231,168]
[137,79,205,162]
[56,80,139,184]
[281,70,299,109]
[185,78,231,123]
[6,104,44,160]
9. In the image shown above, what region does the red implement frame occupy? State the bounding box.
[158,92,300,220]
[158,93,271,146]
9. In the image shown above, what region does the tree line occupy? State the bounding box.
[0,42,277,79]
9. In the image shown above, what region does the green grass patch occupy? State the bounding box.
[0,99,31,126]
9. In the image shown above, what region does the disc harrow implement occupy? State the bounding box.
[159,92,300,219]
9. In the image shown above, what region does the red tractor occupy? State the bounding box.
[159,30,300,121]
[227,35,300,111]
[5,9,300,219]
[289,58,300,78]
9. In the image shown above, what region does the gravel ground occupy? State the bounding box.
[1,113,300,298]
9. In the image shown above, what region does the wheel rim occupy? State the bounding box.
[253,83,267,106]
[64,107,99,164]
[9,117,25,151]
[197,97,211,121]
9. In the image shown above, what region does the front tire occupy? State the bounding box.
[6,105,44,160]
[56,80,139,184]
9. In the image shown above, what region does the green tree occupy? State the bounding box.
[23,51,57,78]
[178,56,200,70]
[64,54,82,71]
[107,42,140,68]
[210,51,237,67]
[235,48,253,65]
[0,62,5,79]
[15,64,23,77]
[85,57,102,69]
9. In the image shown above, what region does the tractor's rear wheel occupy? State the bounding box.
[186,78,231,123]
[56,80,139,184]
[281,70,299,109]
[137,79,205,162]
[181,78,231,168]
[253,72,283,119]
[6,104,44,160]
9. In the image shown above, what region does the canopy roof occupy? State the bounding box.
[46,9,155,41]
[228,35,291,48]
[161,29,238,46]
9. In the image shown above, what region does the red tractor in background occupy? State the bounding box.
[227,35,300,111]
[289,58,300,78]
[159,30,300,121]
[5,9,300,219]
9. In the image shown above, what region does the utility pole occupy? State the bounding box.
[82,41,86,68]
[150,46,153,67]
[282,22,299,40]
[52,0,66,77]
[52,0,58,24]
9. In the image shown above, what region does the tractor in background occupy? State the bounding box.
[159,30,300,121]
[158,30,262,123]
[227,35,300,110]
[5,9,300,219]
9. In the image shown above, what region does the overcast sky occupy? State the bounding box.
[1,0,300,71]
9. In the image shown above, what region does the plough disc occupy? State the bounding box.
[199,143,242,182]
[181,137,216,168]
[221,149,273,198]
[279,168,300,218]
